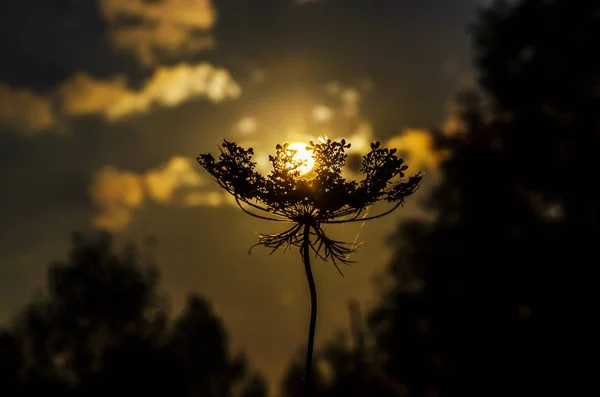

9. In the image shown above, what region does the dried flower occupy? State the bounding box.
[197,137,423,396]
[198,138,423,273]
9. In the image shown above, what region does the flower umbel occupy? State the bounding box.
[197,138,424,275]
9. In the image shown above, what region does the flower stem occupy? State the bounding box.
[303,224,317,397]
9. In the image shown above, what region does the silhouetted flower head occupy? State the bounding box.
[197,138,423,274]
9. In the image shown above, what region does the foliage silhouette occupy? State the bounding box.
[198,138,423,395]
[363,0,599,396]
[280,305,409,397]
[280,348,328,397]
[0,231,267,397]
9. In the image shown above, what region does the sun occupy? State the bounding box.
[288,142,315,174]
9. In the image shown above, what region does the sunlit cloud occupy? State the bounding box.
[345,122,374,155]
[100,0,217,66]
[341,88,360,116]
[89,167,145,231]
[324,81,361,116]
[312,105,333,122]
[56,73,136,121]
[386,129,448,171]
[143,156,204,203]
[90,156,212,231]
[1,62,240,134]
[236,117,258,135]
[0,83,56,133]
[229,82,371,177]
[184,191,228,207]
[341,88,360,104]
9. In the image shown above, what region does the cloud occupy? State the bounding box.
[56,73,136,121]
[144,156,203,203]
[0,83,56,133]
[57,63,241,121]
[323,81,362,117]
[89,156,228,231]
[348,122,374,152]
[235,117,258,135]
[184,191,229,207]
[386,129,448,171]
[1,62,241,134]
[312,105,333,122]
[100,0,217,66]
[341,88,361,116]
[88,167,145,231]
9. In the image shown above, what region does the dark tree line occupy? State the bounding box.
[280,0,598,395]
[0,232,267,397]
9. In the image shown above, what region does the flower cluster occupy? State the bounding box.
[197,138,423,274]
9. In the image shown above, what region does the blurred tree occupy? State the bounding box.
[0,231,267,397]
[168,294,257,397]
[367,0,598,396]
[280,302,408,397]
[280,347,328,397]
[0,330,21,391]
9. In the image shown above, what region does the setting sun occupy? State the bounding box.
[288,142,315,174]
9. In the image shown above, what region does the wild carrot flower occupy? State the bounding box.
[198,138,423,274]
[197,137,423,396]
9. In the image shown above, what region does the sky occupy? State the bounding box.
[0,0,482,393]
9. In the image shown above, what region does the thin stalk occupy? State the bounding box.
[302,224,317,397]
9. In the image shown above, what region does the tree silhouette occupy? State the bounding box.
[198,138,423,396]
[280,301,410,397]
[280,348,328,397]
[367,0,598,396]
[0,231,267,397]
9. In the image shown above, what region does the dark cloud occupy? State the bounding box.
[214,0,480,129]
[0,0,115,88]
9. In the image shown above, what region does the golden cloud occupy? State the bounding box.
[184,191,227,207]
[89,167,145,231]
[386,129,448,171]
[57,63,241,121]
[143,156,203,203]
[1,62,240,133]
[100,0,217,66]
[341,88,360,116]
[0,83,56,133]
[345,122,373,154]
[89,156,223,231]
[236,117,258,135]
[56,73,138,120]
[323,81,362,117]
[312,105,333,122]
